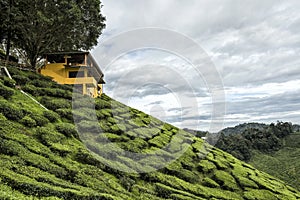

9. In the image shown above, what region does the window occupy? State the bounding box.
[69,71,84,78]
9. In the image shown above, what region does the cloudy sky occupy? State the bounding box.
[92,0,300,131]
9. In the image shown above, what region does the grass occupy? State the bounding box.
[0,66,299,199]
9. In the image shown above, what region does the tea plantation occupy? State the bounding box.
[0,66,299,199]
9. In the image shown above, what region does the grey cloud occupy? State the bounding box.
[97,0,300,130]
[146,101,163,106]
[226,90,300,121]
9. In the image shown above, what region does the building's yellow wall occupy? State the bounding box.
[40,63,102,98]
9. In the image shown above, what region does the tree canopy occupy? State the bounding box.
[213,122,294,161]
[0,0,106,68]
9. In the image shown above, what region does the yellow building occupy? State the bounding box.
[39,51,105,98]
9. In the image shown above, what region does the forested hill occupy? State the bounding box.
[219,123,269,136]
[214,122,295,161]
[208,122,300,191]
[0,66,299,199]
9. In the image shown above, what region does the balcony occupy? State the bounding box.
[63,77,97,86]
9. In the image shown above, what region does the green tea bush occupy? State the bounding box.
[6,66,23,76]
[55,108,73,121]
[120,138,148,153]
[243,189,277,200]
[42,88,72,99]
[75,149,104,166]
[172,169,198,183]
[22,84,39,96]
[99,121,112,132]
[30,79,52,88]
[73,108,95,121]
[0,139,26,156]
[110,124,123,134]
[213,170,239,191]
[77,120,99,133]
[55,123,78,138]
[36,127,65,145]
[20,116,36,127]
[40,97,71,111]
[3,77,16,88]
[0,113,7,120]
[12,75,29,85]
[155,183,177,198]
[0,83,14,99]
[34,74,53,82]
[99,108,112,117]
[202,177,220,188]
[0,100,24,120]
[95,99,111,109]
[197,160,216,173]
[29,113,49,126]
[52,83,73,92]
[43,110,60,122]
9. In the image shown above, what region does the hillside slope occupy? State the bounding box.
[249,132,300,190]
[0,66,299,199]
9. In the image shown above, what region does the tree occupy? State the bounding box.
[1,0,106,68]
[0,0,19,63]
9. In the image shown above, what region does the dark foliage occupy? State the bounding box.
[214,122,294,161]
[0,82,14,99]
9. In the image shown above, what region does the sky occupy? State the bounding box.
[92,0,300,132]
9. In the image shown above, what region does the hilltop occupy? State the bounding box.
[0,65,299,199]
[219,123,269,136]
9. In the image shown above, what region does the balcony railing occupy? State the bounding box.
[63,77,97,86]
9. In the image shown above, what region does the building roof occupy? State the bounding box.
[43,51,89,55]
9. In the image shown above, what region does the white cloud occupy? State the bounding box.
[95,0,300,131]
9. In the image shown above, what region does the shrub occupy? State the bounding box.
[77,120,100,134]
[43,110,60,122]
[35,74,53,82]
[73,108,96,121]
[22,84,39,96]
[55,108,73,121]
[0,100,24,120]
[0,83,14,99]
[0,113,7,120]
[42,88,72,99]
[7,66,23,76]
[213,170,239,191]
[30,79,51,88]
[197,160,216,173]
[12,75,29,85]
[96,110,105,119]
[55,123,78,138]
[3,77,16,87]
[95,99,111,109]
[99,121,112,132]
[203,177,220,188]
[36,127,65,145]
[40,96,71,110]
[99,108,112,117]
[29,113,49,126]
[20,116,36,127]
[0,139,25,156]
